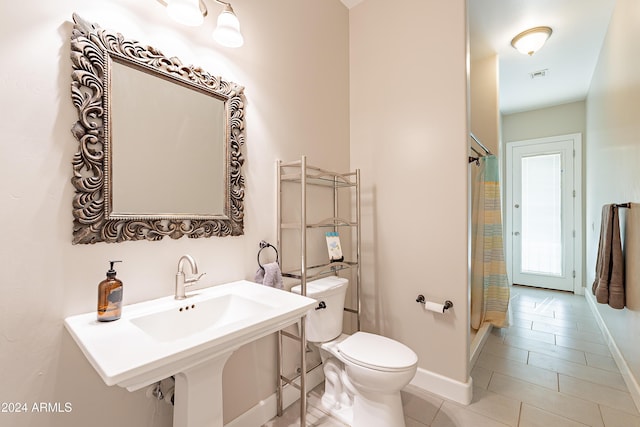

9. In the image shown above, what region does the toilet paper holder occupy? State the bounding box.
[415,295,453,311]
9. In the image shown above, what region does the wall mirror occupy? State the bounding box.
[70,13,245,244]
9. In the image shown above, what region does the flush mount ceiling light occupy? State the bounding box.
[511,26,552,56]
[158,0,244,47]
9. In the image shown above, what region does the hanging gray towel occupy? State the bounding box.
[254,262,283,289]
[592,204,625,309]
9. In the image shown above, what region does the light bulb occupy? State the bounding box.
[166,0,204,27]
[213,9,244,48]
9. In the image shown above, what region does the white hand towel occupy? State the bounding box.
[254,262,283,289]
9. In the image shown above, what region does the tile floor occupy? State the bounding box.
[264,285,640,426]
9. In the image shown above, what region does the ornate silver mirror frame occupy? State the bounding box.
[69,13,245,244]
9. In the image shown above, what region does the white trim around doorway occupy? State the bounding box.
[505,133,583,295]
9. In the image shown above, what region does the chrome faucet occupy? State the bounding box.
[175,255,206,300]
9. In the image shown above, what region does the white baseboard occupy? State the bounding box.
[225,364,325,427]
[409,366,473,405]
[584,292,640,412]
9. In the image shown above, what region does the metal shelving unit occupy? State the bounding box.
[275,156,361,424]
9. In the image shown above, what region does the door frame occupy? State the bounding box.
[505,133,583,295]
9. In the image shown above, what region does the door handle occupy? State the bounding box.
[514,231,520,236]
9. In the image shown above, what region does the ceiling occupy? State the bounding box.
[342,0,617,115]
[469,0,616,114]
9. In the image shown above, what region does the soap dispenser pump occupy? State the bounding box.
[97,260,123,322]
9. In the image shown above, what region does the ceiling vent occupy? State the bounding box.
[530,69,549,79]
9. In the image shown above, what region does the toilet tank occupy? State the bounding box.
[291,276,348,343]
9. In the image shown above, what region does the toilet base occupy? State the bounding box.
[352,390,406,427]
[320,385,406,427]
[319,394,353,426]
[319,357,354,425]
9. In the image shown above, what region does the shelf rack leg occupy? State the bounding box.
[356,168,361,331]
[300,155,308,426]
[276,159,284,418]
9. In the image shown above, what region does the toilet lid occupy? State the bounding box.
[337,332,417,372]
[291,276,348,297]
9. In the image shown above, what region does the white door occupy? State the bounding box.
[506,134,582,292]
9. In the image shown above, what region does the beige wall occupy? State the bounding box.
[0,1,349,426]
[502,101,586,144]
[350,0,469,385]
[585,0,640,397]
[470,55,500,155]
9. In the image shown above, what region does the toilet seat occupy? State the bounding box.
[337,332,417,372]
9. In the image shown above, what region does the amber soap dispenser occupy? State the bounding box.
[97,260,123,322]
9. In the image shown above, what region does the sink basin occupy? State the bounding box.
[130,293,273,342]
[64,280,316,427]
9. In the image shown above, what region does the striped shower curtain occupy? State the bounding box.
[471,155,510,329]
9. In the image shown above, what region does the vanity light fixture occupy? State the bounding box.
[159,0,244,47]
[212,0,244,48]
[511,26,552,56]
[166,0,207,27]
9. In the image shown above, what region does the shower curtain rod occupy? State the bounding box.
[469,132,492,155]
[470,146,482,157]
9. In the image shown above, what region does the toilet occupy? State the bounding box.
[292,276,418,427]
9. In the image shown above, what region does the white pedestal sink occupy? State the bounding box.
[173,353,232,427]
[64,280,316,427]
